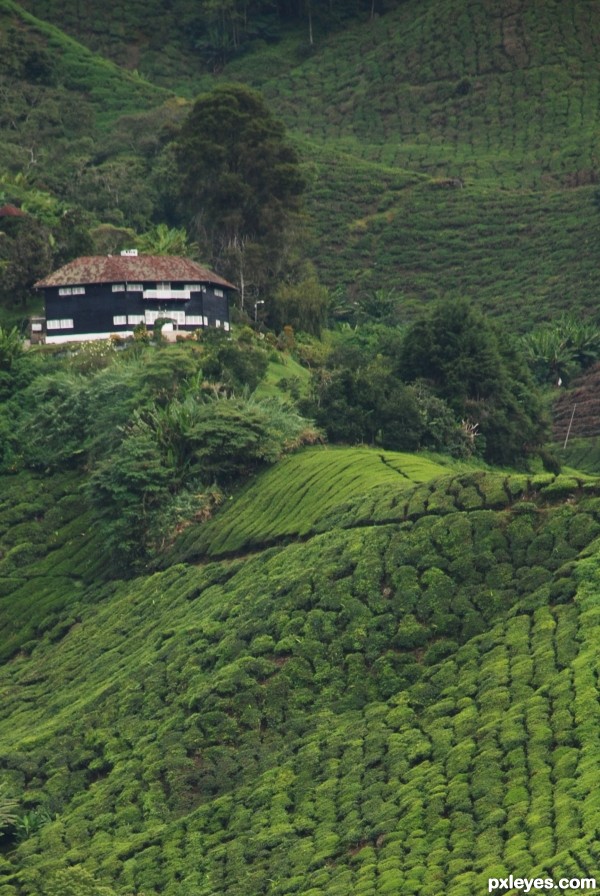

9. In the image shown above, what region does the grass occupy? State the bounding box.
[253,351,312,400]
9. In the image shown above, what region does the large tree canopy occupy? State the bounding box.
[398,299,548,465]
[176,83,305,300]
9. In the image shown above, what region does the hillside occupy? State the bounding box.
[1,455,600,894]
[3,0,600,325]
[3,5,600,893]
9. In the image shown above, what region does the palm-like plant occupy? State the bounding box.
[522,315,600,385]
[136,224,198,257]
[0,784,18,833]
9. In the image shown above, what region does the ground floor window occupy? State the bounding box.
[47,319,74,330]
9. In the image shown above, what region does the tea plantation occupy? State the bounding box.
[2,451,600,895]
[5,0,600,326]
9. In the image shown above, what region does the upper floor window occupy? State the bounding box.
[112,283,125,292]
[128,283,144,291]
[214,288,224,297]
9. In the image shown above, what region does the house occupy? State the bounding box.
[34,250,236,344]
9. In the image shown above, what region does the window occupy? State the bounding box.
[214,288,224,297]
[145,310,160,325]
[128,314,145,325]
[112,283,125,292]
[72,286,86,295]
[31,323,42,332]
[215,319,221,328]
[185,315,203,326]
[157,282,171,290]
[224,321,230,332]
[203,316,208,327]
[58,287,72,296]
[113,315,127,326]
[47,319,74,330]
[128,283,143,291]
[185,284,200,292]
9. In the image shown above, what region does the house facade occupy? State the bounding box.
[34,251,235,344]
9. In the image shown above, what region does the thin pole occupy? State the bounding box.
[563,403,577,450]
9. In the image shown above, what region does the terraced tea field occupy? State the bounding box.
[165,446,456,561]
[2,457,600,895]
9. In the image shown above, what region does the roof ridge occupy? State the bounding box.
[35,255,237,290]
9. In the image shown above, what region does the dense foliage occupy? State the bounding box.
[0,334,318,568]
[298,305,547,466]
[176,83,306,309]
[397,300,547,465]
[1,448,600,895]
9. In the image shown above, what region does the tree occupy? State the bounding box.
[176,83,305,306]
[398,299,547,465]
[271,269,330,336]
[0,215,52,306]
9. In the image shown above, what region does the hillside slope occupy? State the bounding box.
[1,455,600,895]
[4,0,600,325]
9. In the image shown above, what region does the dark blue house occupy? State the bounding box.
[35,250,235,343]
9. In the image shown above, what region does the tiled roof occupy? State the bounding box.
[0,204,26,218]
[35,255,237,289]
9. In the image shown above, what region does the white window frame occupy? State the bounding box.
[128,283,144,292]
[214,288,224,297]
[47,319,74,330]
[72,286,86,295]
[224,321,230,332]
[112,283,125,292]
[112,315,127,326]
[185,315,203,327]
[127,314,145,325]
[58,287,72,296]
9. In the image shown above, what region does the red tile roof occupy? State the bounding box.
[0,204,26,218]
[35,255,237,289]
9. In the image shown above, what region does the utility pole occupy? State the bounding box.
[563,403,576,450]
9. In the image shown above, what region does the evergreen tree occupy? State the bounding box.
[176,83,305,306]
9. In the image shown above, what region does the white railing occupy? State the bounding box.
[143,289,191,300]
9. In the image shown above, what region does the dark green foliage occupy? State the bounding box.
[523,316,600,386]
[0,340,318,566]
[176,83,305,296]
[0,216,52,308]
[86,428,174,564]
[303,324,486,458]
[199,327,270,392]
[398,299,547,465]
